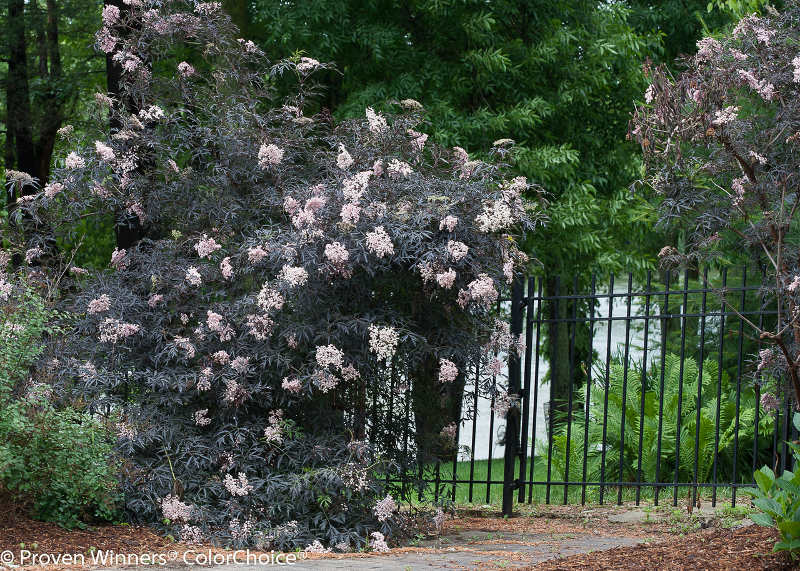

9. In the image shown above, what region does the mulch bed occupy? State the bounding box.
[525,525,797,570]
[0,515,177,560]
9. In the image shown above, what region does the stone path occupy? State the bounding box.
[92,531,641,570]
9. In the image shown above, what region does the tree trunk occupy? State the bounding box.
[221,0,247,37]
[104,0,144,250]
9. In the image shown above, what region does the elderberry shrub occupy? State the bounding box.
[632,2,800,408]
[8,0,542,549]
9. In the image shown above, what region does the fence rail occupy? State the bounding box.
[417,267,795,514]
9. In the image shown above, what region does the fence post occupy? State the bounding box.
[502,276,525,517]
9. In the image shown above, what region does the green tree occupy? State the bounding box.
[252,0,661,409]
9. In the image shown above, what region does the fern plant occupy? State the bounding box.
[549,354,773,487]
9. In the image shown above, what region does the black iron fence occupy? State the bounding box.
[413,268,796,513]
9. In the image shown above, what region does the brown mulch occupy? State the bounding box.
[0,515,177,559]
[524,525,797,570]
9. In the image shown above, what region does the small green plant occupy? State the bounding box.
[745,413,800,559]
[0,283,121,529]
[409,534,425,547]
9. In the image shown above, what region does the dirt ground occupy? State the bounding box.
[0,501,793,570]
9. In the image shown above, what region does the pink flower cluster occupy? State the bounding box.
[447,240,468,261]
[493,391,514,418]
[44,182,64,199]
[161,494,192,523]
[305,541,331,554]
[194,2,221,15]
[231,357,249,372]
[195,235,221,258]
[246,313,274,341]
[324,242,349,264]
[180,525,203,545]
[436,268,456,289]
[373,494,397,522]
[313,369,338,393]
[438,358,459,383]
[102,4,120,25]
[258,144,284,168]
[0,279,12,301]
[238,38,258,53]
[341,364,360,381]
[213,350,231,365]
[248,246,268,264]
[186,267,202,286]
[467,274,498,306]
[695,37,721,61]
[98,318,140,343]
[433,508,445,529]
[369,532,390,552]
[737,69,774,100]
[65,152,85,169]
[712,106,739,126]
[342,170,372,202]
[264,409,284,443]
[487,358,504,376]
[224,472,254,496]
[439,216,458,232]
[366,226,395,258]
[453,146,469,165]
[87,294,111,314]
[177,61,195,77]
[340,203,361,225]
[229,519,255,543]
[387,159,413,179]
[95,141,115,161]
[758,348,773,371]
[195,409,211,426]
[408,129,428,152]
[282,376,302,394]
[96,27,117,52]
[127,201,146,225]
[278,265,309,286]
[503,260,514,284]
[368,324,399,361]
[111,248,129,270]
[175,336,196,359]
[220,257,233,280]
[366,107,387,134]
[197,368,213,391]
[316,344,344,369]
[476,199,515,232]
[337,144,354,169]
[117,421,137,440]
[440,423,457,441]
[296,57,320,72]
[24,248,43,264]
[761,393,780,416]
